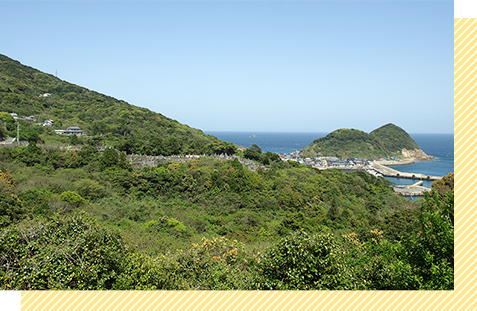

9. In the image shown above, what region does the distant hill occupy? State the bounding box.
[369,123,419,152]
[0,54,223,154]
[300,124,433,160]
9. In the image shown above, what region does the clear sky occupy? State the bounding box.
[1,1,453,134]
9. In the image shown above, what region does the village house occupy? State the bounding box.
[64,126,83,135]
[332,160,348,167]
[43,120,54,127]
[23,116,36,122]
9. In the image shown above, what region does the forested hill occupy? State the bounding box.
[0,54,227,155]
[301,124,431,160]
[369,123,420,152]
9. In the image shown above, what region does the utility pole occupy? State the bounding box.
[17,122,19,147]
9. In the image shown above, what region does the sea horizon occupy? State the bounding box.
[205,130,454,135]
[205,131,454,184]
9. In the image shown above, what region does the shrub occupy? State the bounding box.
[60,190,88,206]
[0,214,127,289]
[0,170,28,228]
[156,236,257,290]
[256,231,354,290]
[112,252,164,290]
[18,187,53,216]
[73,178,105,200]
[397,191,454,289]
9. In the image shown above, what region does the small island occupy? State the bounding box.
[300,123,434,162]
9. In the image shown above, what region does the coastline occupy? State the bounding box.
[371,159,442,181]
[376,158,416,166]
[375,156,436,167]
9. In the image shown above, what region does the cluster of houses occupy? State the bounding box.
[9,112,37,122]
[278,151,373,169]
[54,127,83,136]
[8,112,83,136]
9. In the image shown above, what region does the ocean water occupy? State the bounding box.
[386,133,454,187]
[206,131,454,186]
[206,131,328,154]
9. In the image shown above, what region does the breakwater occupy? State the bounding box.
[393,180,431,197]
[371,163,442,181]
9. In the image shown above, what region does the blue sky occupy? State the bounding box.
[1,1,453,134]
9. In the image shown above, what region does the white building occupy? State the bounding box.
[64,127,83,135]
[43,120,54,127]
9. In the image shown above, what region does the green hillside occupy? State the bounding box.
[0,55,452,290]
[301,124,427,160]
[0,143,453,290]
[370,123,420,152]
[301,128,392,159]
[0,54,226,155]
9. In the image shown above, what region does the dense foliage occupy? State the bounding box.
[0,54,453,291]
[0,170,28,227]
[0,141,453,290]
[301,124,425,160]
[0,213,127,290]
[243,144,282,166]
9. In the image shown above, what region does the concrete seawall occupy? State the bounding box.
[372,162,442,181]
[393,180,431,197]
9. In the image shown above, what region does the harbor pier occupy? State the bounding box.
[371,163,442,181]
[393,181,431,197]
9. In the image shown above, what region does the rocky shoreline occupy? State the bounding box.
[377,148,436,167]
[377,156,436,167]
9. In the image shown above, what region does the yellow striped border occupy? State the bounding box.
[19,18,471,311]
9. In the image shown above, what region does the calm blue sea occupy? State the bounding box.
[206,131,454,187]
[386,133,454,187]
[206,131,328,154]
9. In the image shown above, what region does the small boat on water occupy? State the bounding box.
[250,135,256,137]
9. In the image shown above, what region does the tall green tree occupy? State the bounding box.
[0,112,15,124]
[0,112,15,134]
